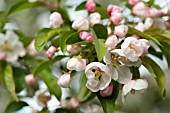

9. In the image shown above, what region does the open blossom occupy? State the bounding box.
[89,12,102,25]
[0,30,26,62]
[72,17,89,31]
[132,2,147,18]
[79,31,93,42]
[105,35,118,51]
[114,25,128,38]
[121,37,144,62]
[67,57,86,71]
[107,4,123,16]
[146,8,163,18]
[110,11,123,25]
[67,44,82,54]
[46,46,57,58]
[128,0,141,6]
[122,79,148,102]
[100,83,113,97]
[85,0,96,13]
[85,62,111,92]
[49,12,64,29]
[58,73,72,88]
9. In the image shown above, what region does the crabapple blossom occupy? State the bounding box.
[105,35,118,51]
[85,0,96,13]
[139,39,150,57]
[72,17,89,31]
[110,11,124,25]
[132,2,147,18]
[0,30,26,62]
[107,4,123,16]
[89,12,102,25]
[122,79,148,102]
[128,0,141,6]
[49,12,64,29]
[134,22,145,32]
[114,25,128,38]
[79,31,93,42]
[85,62,111,92]
[58,73,72,88]
[66,44,82,54]
[46,46,57,58]
[121,37,144,62]
[146,8,163,18]
[100,83,113,97]
[67,57,86,71]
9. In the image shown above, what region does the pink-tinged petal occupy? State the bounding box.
[133,79,148,90]
[105,35,118,51]
[123,47,138,62]
[103,51,112,65]
[122,80,136,96]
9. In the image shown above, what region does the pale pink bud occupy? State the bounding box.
[140,39,150,57]
[100,83,113,97]
[107,4,123,16]
[70,97,81,108]
[27,40,37,56]
[164,21,170,30]
[58,73,72,88]
[72,17,89,31]
[89,12,102,26]
[128,0,141,6]
[25,74,37,87]
[60,99,71,108]
[85,0,96,13]
[114,25,128,38]
[0,53,5,61]
[49,12,64,29]
[67,58,86,72]
[105,35,118,51]
[134,22,145,32]
[132,2,147,18]
[146,8,164,18]
[66,44,82,54]
[79,31,93,42]
[110,11,123,25]
[46,46,57,58]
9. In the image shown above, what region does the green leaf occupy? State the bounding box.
[130,67,140,79]
[51,37,60,48]
[66,31,81,45]
[77,73,95,103]
[35,29,60,51]
[0,63,18,101]
[8,0,46,16]
[96,7,109,19]
[148,46,163,60]
[91,28,107,61]
[128,26,161,46]
[142,56,166,95]
[39,68,62,100]
[40,108,49,113]
[54,108,78,113]
[5,101,28,113]
[59,31,75,54]
[93,24,108,39]
[96,80,119,113]
[75,1,86,11]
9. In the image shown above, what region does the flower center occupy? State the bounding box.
[111,56,119,65]
[3,41,12,51]
[94,68,101,79]
[129,44,134,49]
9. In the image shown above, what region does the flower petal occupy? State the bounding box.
[107,64,118,80]
[99,73,111,90]
[86,78,100,92]
[133,79,148,90]
[122,80,136,96]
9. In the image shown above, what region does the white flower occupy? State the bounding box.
[49,12,64,29]
[58,73,72,88]
[67,57,86,71]
[121,37,144,62]
[72,17,89,31]
[122,79,148,102]
[89,12,102,26]
[85,62,111,92]
[0,30,26,62]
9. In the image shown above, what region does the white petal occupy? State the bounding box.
[122,80,136,96]
[86,78,100,92]
[107,64,118,80]
[6,30,19,47]
[0,33,6,45]
[144,17,153,29]
[117,66,132,84]
[13,42,26,57]
[123,58,142,67]
[6,52,18,62]
[99,73,111,90]
[133,79,148,90]
[123,47,138,62]
[103,51,112,65]
[111,49,125,57]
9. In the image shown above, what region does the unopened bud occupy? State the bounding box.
[67,58,86,72]
[46,46,57,58]
[114,25,128,38]
[72,17,89,31]
[66,44,82,54]
[79,31,93,42]
[89,12,102,26]
[58,73,72,88]
[85,0,96,13]
[107,4,123,16]
[25,74,37,87]
[49,12,64,29]
[0,53,5,61]
[100,83,113,97]
[105,35,118,51]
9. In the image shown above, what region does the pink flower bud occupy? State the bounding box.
[114,25,128,38]
[46,46,57,58]
[132,2,147,18]
[85,0,96,13]
[70,97,81,108]
[100,83,113,97]
[134,22,145,32]
[164,21,170,30]
[146,8,164,18]
[60,99,71,108]
[25,74,37,87]
[67,58,86,72]
[27,40,37,56]
[110,11,123,25]
[105,35,118,51]
[79,31,93,42]
[49,12,64,28]
[128,0,141,6]
[72,17,89,31]
[66,44,82,54]
[89,12,102,26]
[139,39,150,57]
[107,4,123,16]
[58,73,72,88]
[0,53,5,61]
